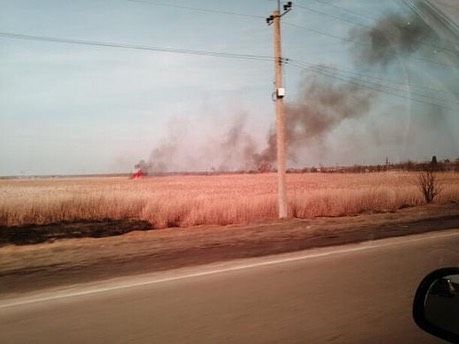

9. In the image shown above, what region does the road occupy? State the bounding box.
[1,230,458,343]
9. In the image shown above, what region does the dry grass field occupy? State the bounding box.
[1,172,458,229]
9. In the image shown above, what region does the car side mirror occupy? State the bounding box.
[413,268,459,343]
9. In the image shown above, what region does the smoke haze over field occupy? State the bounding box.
[256,75,375,166]
[139,1,458,173]
[139,73,376,173]
[1,1,458,175]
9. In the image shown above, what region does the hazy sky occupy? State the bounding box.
[1,0,458,175]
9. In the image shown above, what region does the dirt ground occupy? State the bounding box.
[1,203,458,296]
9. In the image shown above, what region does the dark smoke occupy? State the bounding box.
[147,141,179,172]
[343,0,459,162]
[134,159,149,174]
[137,73,376,173]
[252,73,375,167]
[217,115,257,171]
[134,138,179,174]
[138,114,261,173]
[136,2,458,173]
[350,9,435,66]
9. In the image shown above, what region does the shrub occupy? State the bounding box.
[417,170,441,203]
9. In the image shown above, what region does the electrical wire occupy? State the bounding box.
[312,0,459,48]
[295,3,370,29]
[283,21,459,70]
[310,0,379,23]
[0,31,273,62]
[315,0,459,48]
[287,57,455,101]
[287,59,436,102]
[128,0,457,60]
[294,2,458,56]
[286,59,458,110]
[125,0,264,19]
[1,27,456,109]
[2,31,455,107]
[287,58,456,107]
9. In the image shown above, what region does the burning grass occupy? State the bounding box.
[1,172,458,229]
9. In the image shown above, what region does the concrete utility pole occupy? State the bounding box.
[266,1,292,219]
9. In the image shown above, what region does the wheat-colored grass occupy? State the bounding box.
[0,172,458,228]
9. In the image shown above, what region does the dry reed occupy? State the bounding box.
[1,172,458,228]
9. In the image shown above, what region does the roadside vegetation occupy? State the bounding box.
[1,172,458,229]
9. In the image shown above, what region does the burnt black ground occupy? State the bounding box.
[0,220,152,246]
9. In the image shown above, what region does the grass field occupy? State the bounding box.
[1,172,458,229]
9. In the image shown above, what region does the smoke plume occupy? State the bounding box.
[217,115,258,171]
[349,8,435,66]
[135,2,458,173]
[138,73,376,173]
[252,74,375,168]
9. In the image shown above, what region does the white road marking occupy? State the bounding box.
[1,229,458,310]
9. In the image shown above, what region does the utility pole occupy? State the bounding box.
[266,1,292,219]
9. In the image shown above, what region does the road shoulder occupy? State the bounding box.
[1,203,458,296]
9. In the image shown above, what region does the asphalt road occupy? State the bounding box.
[1,230,458,344]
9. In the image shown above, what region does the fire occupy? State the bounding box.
[131,169,146,180]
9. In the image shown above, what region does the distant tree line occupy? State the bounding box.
[286,156,459,174]
[127,156,458,177]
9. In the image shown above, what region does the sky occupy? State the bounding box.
[0,0,458,175]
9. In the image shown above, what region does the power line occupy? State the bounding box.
[129,0,456,63]
[312,0,459,47]
[286,59,458,110]
[125,0,264,19]
[296,61,459,107]
[2,32,456,109]
[283,21,459,70]
[287,57,456,102]
[294,2,458,56]
[335,68,456,103]
[295,3,370,29]
[287,59,451,105]
[0,31,273,62]
[290,65,456,111]
[310,0,379,24]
